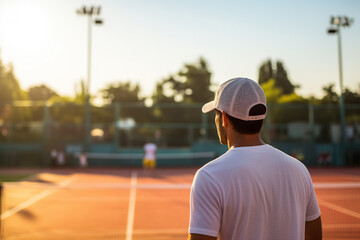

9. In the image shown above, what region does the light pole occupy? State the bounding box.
[76,6,103,151]
[327,16,353,164]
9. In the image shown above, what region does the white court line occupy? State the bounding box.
[1,176,77,220]
[314,182,360,189]
[318,199,360,219]
[125,171,138,240]
[133,228,187,234]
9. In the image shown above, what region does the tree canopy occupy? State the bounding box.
[28,84,58,101]
[101,82,142,104]
[152,57,213,104]
[0,62,25,102]
[0,53,359,127]
[258,59,296,95]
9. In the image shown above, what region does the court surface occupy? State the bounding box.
[1,167,359,240]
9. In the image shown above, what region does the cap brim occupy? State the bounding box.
[202,101,215,113]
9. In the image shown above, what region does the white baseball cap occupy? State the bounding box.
[202,77,267,121]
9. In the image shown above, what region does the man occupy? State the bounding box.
[143,141,157,170]
[188,78,322,240]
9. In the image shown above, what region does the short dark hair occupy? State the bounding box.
[215,104,266,134]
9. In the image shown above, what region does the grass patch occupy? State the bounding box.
[0,174,33,183]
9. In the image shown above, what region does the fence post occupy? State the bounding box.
[42,103,50,167]
[114,103,120,148]
[201,113,208,140]
[85,98,91,152]
[308,103,315,142]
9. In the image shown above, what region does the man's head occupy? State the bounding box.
[202,78,267,142]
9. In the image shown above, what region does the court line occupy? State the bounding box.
[125,171,138,240]
[322,224,360,229]
[314,182,360,189]
[133,228,187,234]
[1,176,77,220]
[318,199,360,219]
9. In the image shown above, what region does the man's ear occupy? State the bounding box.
[221,111,228,127]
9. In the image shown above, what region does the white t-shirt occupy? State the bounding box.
[144,143,157,160]
[189,144,321,240]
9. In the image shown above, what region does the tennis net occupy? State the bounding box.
[69,151,217,167]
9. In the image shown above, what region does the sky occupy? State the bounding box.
[0,0,359,101]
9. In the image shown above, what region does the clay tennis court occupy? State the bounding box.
[1,167,359,240]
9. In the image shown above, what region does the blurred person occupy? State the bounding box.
[318,152,331,166]
[143,141,157,171]
[56,151,65,167]
[188,78,322,240]
[50,148,57,168]
[79,151,88,168]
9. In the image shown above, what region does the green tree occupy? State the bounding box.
[152,79,177,104]
[151,58,214,146]
[153,58,213,104]
[344,88,360,104]
[344,88,360,124]
[100,81,151,122]
[274,61,296,94]
[151,57,214,123]
[28,84,58,101]
[258,60,273,86]
[258,59,296,95]
[74,79,87,104]
[261,79,308,124]
[0,61,29,122]
[102,81,142,103]
[320,84,338,104]
[0,63,25,102]
[178,57,213,103]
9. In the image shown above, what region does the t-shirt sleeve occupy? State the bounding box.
[188,169,222,237]
[305,170,321,221]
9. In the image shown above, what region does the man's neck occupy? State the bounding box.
[226,132,265,149]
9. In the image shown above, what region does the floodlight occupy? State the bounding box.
[95,7,101,15]
[327,28,337,34]
[343,17,350,26]
[94,19,103,24]
[330,17,335,25]
[333,17,340,25]
[77,6,87,15]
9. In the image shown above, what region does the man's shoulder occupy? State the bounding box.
[201,145,306,172]
[195,150,236,178]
